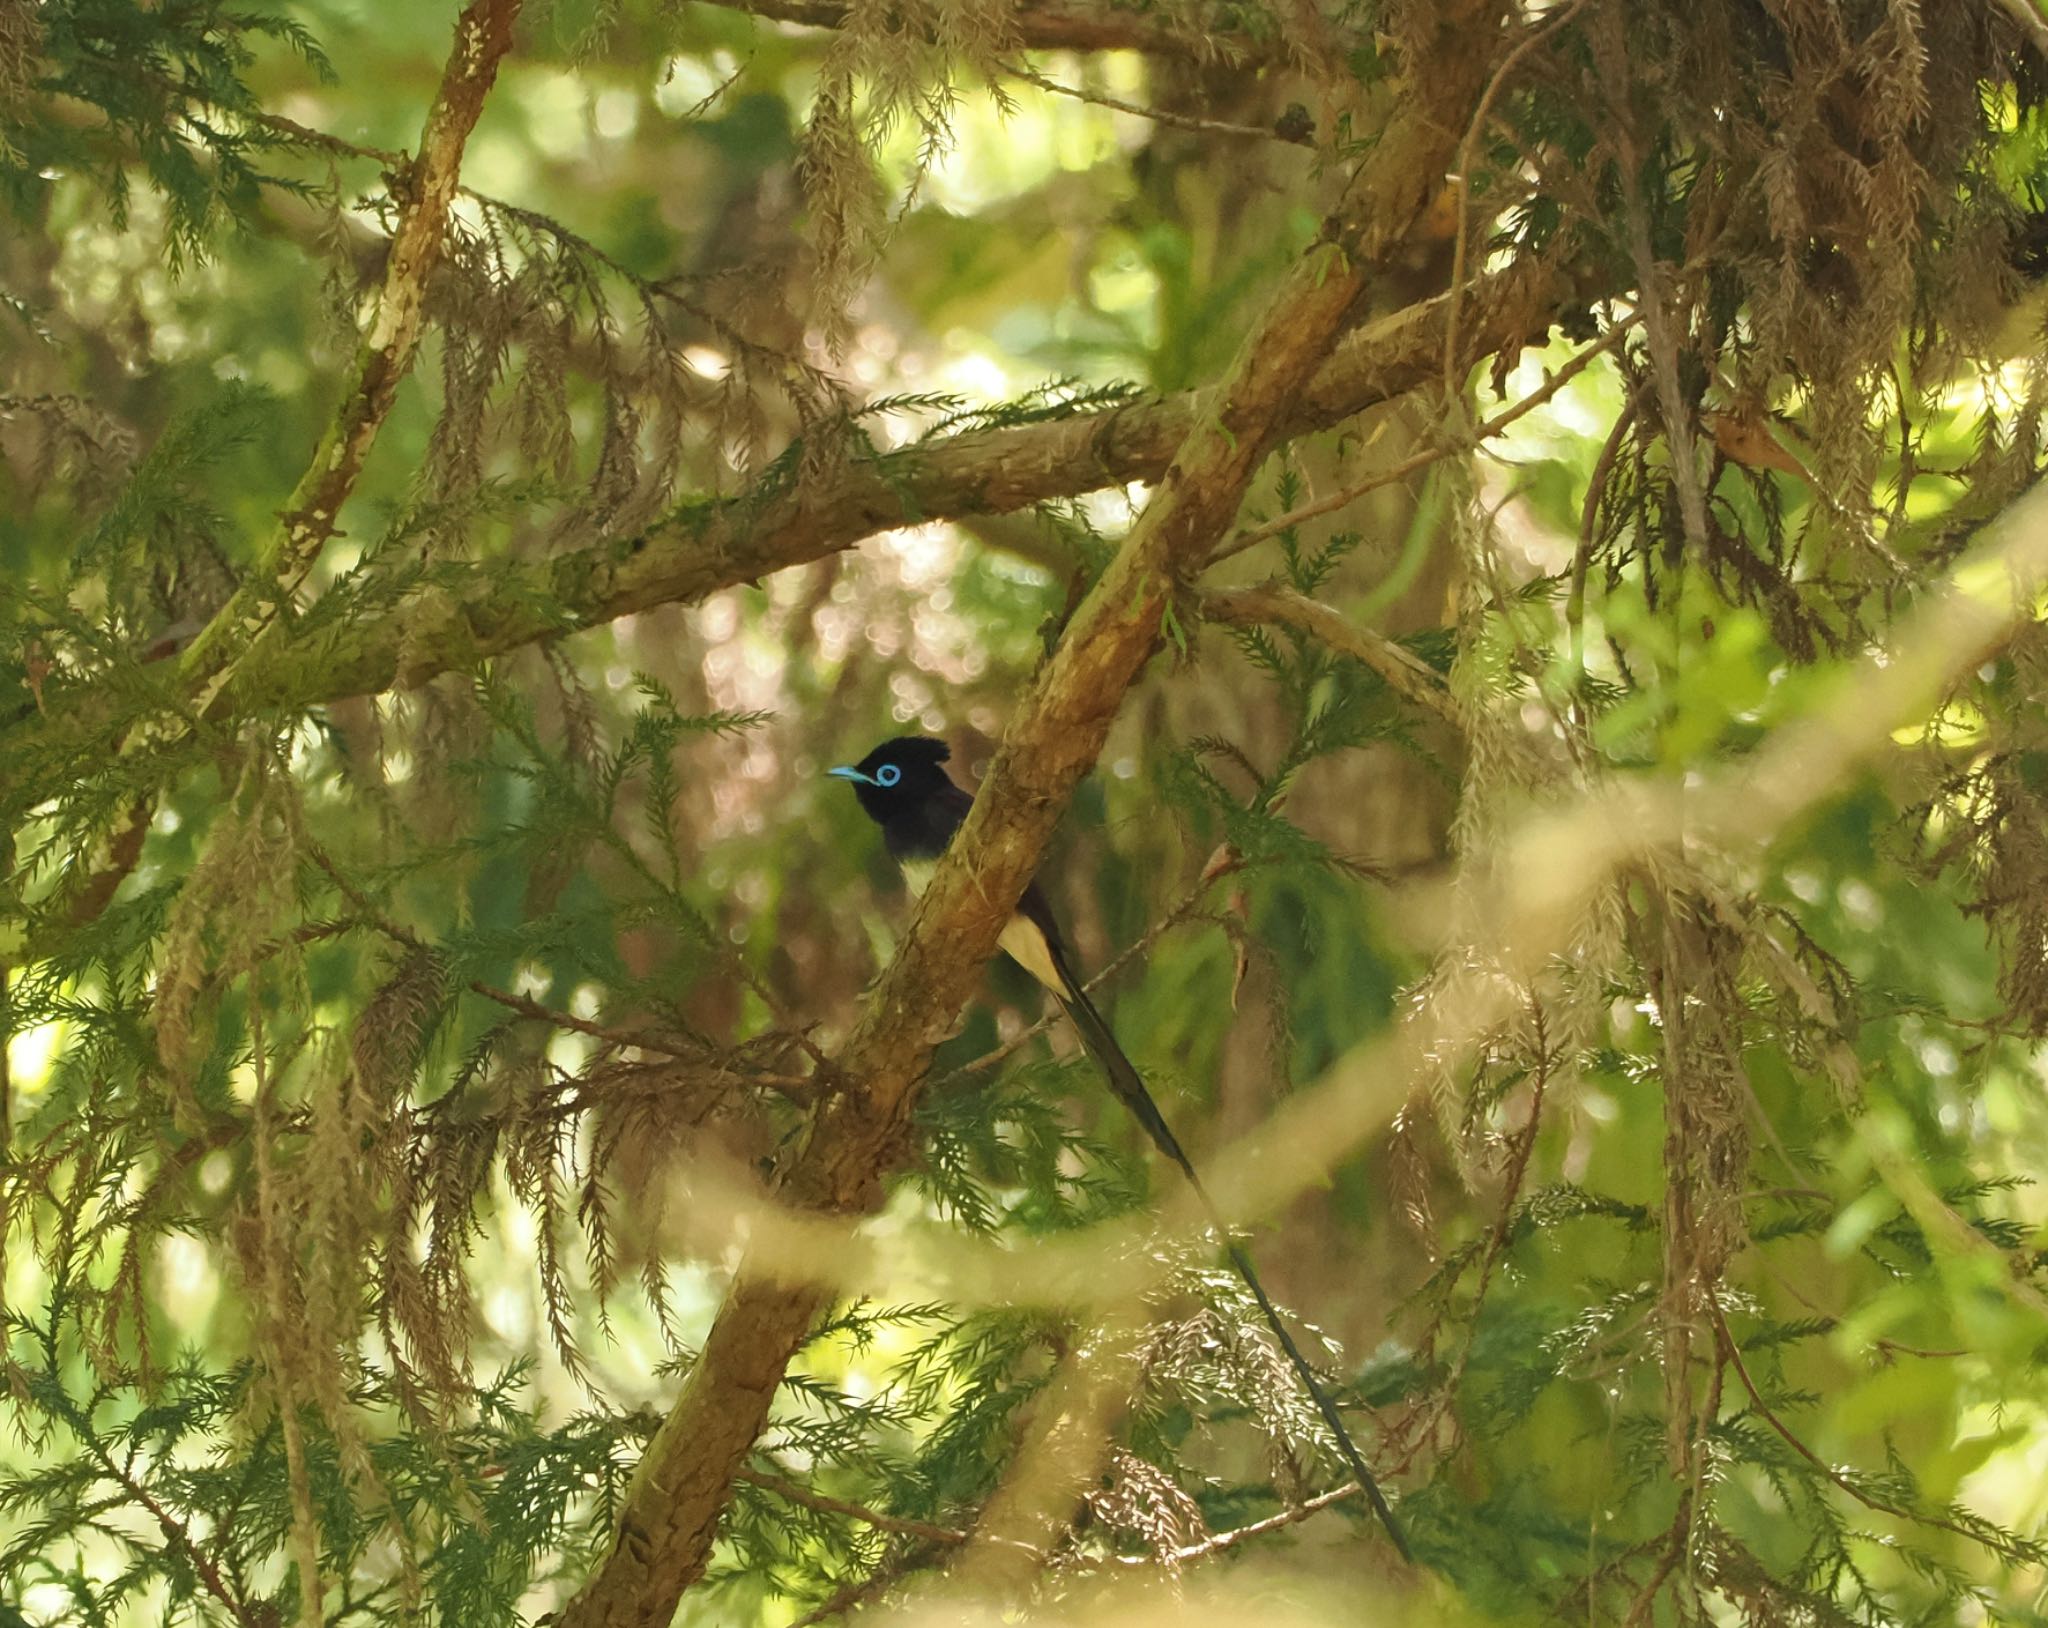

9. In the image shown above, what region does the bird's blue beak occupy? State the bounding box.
[826,765,871,785]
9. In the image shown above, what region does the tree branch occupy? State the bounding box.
[171,0,524,711]
[78,1432,264,1628]
[467,981,706,1064]
[1208,313,1636,565]
[1000,59,1313,145]
[1991,0,2048,62]
[556,8,1512,1622]
[1150,1478,1362,1563]
[1202,582,1457,723]
[3,256,1573,816]
[1708,1302,2039,1562]
[942,1311,1145,1601]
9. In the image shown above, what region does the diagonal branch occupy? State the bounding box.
[171,0,524,712]
[556,7,1512,1623]
[555,213,1375,1628]
[1209,313,1636,565]
[999,59,1313,144]
[75,1427,263,1628]
[941,1310,1147,1602]
[1202,582,1457,723]
[1991,0,2048,61]
[733,1465,973,1547]
[1709,1301,2042,1562]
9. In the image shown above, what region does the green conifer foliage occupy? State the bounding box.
[5,2,2048,1625]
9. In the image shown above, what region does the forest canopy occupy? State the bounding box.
[6,0,2048,1624]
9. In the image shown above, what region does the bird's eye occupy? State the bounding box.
[875,763,901,787]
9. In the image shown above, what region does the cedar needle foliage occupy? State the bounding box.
[3,2,2048,1626]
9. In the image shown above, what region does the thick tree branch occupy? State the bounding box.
[557,7,1511,1623]
[2,257,1571,817]
[171,0,523,710]
[235,264,1558,702]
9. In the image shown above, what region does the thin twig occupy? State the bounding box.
[80,1435,264,1628]
[1599,24,1713,557]
[1384,999,1553,1475]
[249,108,405,168]
[784,1548,928,1628]
[1440,0,1589,396]
[1211,315,1634,567]
[1709,1302,2035,1561]
[696,0,1294,58]
[1153,1479,1362,1562]
[1622,1494,1691,1628]
[1567,390,1637,725]
[1000,60,1312,145]
[248,980,327,1628]
[929,856,1246,1090]
[468,981,704,1062]
[306,843,423,947]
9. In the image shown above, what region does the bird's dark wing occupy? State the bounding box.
[882,777,974,865]
[1038,931,1198,1180]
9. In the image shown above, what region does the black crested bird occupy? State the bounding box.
[829,734,1410,1560]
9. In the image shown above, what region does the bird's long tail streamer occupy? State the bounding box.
[1051,976,1412,1562]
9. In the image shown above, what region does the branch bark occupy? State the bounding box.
[557,6,1511,1622]
[1991,0,2048,63]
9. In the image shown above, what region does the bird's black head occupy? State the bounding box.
[827,735,955,824]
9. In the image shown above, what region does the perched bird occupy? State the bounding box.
[829,734,1409,1560]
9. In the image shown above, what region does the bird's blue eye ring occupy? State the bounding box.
[875,763,901,787]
